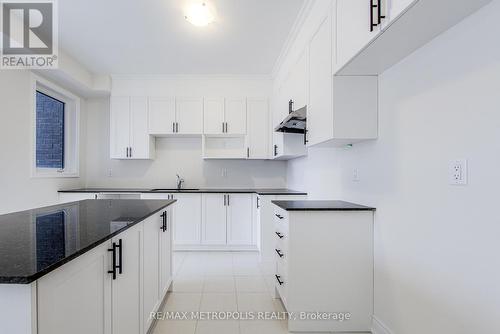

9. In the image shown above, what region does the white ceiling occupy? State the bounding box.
[59,0,304,75]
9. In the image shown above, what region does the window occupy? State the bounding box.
[36,91,65,169]
[33,77,80,177]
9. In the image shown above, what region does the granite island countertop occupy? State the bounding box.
[0,199,175,284]
[272,200,376,211]
[58,188,307,195]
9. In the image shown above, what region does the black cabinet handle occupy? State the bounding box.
[247,147,250,158]
[129,147,132,158]
[173,122,175,133]
[275,214,283,219]
[275,249,284,258]
[370,0,377,32]
[108,242,117,280]
[377,0,385,24]
[274,145,278,157]
[222,122,225,133]
[160,211,167,232]
[275,232,284,239]
[257,197,260,209]
[275,274,284,285]
[176,122,179,133]
[117,239,123,274]
[227,194,230,206]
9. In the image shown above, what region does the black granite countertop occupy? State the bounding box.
[0,199,175,284]
[271,200,376,211]
[58,188,307,195]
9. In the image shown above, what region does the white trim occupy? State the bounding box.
[372,315,394,334]
[270,0,317,79]
[31,74,81,178]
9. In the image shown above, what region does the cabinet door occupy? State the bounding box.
[159,207,173,298]
[38,242,112,334]
[142,214,161,333]
[335,0,381,71]
[176,97,203,134]
[289,50,309,109]
[173,193,202,245]
[225,98,247,134]
[227,194,253,245]
[130,97,152,159]
[149,97,176,135]
[202,194,227,245]
[203,98,225,134]
[308,14,333,147]
[247,98,269,159]
[112,224,142,334]
[110,96,130,159]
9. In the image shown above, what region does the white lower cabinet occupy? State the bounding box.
[273,207,374,332]
[37,209,173,334]
[226,194,253,245]
[111,224,142,334]
[37,242,112,334]
[202,193,255,248]
[141,193,202,248]
[202,194,227,245]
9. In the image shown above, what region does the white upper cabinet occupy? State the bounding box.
[203,98,225,134]
[224,98,247,135]
[203,97,247,135]
[148,97,176,135]
[308,13,333,147]
[335,0,384,72]
[110,97,131,159]
[246,98,269,159]
[129,97,151,159]
[110,96,154,160]
[176,97,203,135]
[289,50,309,110]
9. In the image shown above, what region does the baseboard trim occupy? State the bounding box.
[372,316,394,334]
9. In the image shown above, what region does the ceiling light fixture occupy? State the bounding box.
[185,2,215,27]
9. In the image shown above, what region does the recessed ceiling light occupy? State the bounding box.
[185,2,215,27]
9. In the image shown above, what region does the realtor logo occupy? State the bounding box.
[1,0,58,69]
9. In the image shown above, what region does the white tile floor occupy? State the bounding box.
[152,251,290,334]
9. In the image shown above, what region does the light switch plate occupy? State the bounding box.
[449,159,467,185]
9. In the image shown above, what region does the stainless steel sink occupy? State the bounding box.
[150,188,200,192]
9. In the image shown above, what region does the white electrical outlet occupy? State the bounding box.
[449,159,467,185]
[353,168,360,182]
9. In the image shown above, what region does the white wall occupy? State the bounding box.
[287,1,500,333]
[84,76,287,188]
[0,71,86,214]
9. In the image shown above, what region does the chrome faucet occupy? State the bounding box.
[176,174,185,190]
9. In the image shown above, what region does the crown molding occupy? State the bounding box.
[270,0,316,79]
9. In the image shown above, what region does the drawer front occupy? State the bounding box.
[274,209,289,232]
[275,260,288,307]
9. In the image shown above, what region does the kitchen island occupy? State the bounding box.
[0,199,175,334]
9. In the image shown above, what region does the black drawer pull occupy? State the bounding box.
[275,249,284,258]
[275,232,284,239]
[275,214,284,219]
[275,274,284,285]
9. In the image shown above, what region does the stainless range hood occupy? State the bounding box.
[274,100,307,134]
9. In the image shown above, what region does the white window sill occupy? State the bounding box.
[31,172,80,179]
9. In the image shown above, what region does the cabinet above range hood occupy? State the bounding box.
[274,100,307,134]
